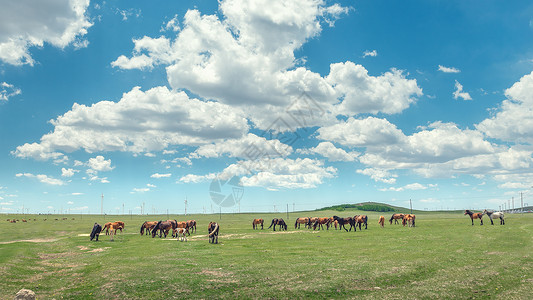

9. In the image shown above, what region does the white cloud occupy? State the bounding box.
[0,0,92,66]
[438,65,460,73]
[362,50,377,58]
[87,156,114,172]
[317,117,404,147]
[71,193,83,196]
[116,8,141,21]
[179,173,216,183]
[327,62,423,115]
[380,183,432,192]
[67,201,74,204]
[453,80,472,101]
[476,71,533,144]
[16,173,66,186]
[13,86,248,159]
[1,82,21,101]
[357,168,397,184]
[61,168,79,177]
[162,14,180,32]
[151,173,171,178]
[298,142,358,162]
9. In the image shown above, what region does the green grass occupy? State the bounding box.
[1,211,532,299]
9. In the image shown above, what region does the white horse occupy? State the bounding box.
[482,209,505,225]
[174,227,188,242]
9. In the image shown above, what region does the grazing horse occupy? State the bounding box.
[333,216,354,232]
[389,214,405,225]
[483,210,505,225]
[464,210,483,226]
[152,220,175,238]
[187,220,197,233]
[173,227,189,242]
[140,221,158,236]
[90,223,103,241]
[208,222,219,244]
[252,218,264,230]
[403,214,415,227]
[313,217,331,230]
[353,215,368,230]
[103,221,125,235]
[378,216,385,228]
[268,218,287,231]
[294,217,311,229]
[175,221,189,236]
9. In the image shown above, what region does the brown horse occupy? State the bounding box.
[186,220,197,233]
[294,217,311,229]
[402,214,416,227]
[333,216,354,232]
[378,216,385,227]
[268,218,287,231]
[208,222,219,244]
[252,218,264,230]
[312,217,331,230]
[152,220,175,238]
[353,215,368,230]
[103,221,125,235]
[464,210,483,226]
[389,213,405,225]
[140,221,158,236]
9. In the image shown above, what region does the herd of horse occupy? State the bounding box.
[87,209,504,243]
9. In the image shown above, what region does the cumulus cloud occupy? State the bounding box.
[0,0,92,66]
[453,80,472,101]
[15,173,66,186]
[476,71,533,144]
[357,168,397,184]
[380,183,435,192]
[13,86,248,160]
[438,65,460,73]
[61,168,79,177]
[162,14,180,32]
[87,156,114,172]
[1,82,21,101]
[298,142,358,162]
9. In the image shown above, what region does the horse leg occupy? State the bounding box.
[471,217,474,226]
[490,218,494,225]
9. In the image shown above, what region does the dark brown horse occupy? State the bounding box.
[90,223,103,241]
[252,218,264,230]
[208,222,219,244]
[268,218,287,231]
[353,215,368,230]
[312,217,331,230]
[140,221,158,236]
[152,220,176,238]
[464,210,483,226]
[294,217,311,229]
[333,216,354,232]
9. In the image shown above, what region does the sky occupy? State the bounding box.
[1,0,533,215]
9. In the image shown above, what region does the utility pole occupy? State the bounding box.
[184,197,187,216]
[410,199,413,214]
[122,203,124,215]
[286,204,289,220]
[512,197,515,212]
[521,192,524,213]
[101,193,104,215]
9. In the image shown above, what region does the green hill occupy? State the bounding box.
[316,202,421,213]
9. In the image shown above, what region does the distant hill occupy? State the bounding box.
[316,202,420,213]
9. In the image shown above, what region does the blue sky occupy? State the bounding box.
[1,0,533,215]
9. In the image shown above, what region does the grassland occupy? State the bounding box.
[1,210,532,299]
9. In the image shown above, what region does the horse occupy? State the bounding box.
[140,221,158,236]
[332,216,354,232]
[187,220,197,233]
[389,213,405,225]
[173,227,189,242]
[175,220,189,236]
[208,222,219,244]
[403,214,415,227]
[353,215,368,230]
[378,216,385,228]
[268,218,287,231]
[294,217,311,229]
[464,210,483,226]
[483,209,505,225]
[252,218,264,230]
[90,223,102,241]
[152,220,175,238]
[313,217,331,230]
[103,221,125,235]
[22,219,27,222]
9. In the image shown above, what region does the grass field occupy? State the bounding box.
[1,211,532,299]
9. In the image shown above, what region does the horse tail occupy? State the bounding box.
[209,223,219,237]
[140,221,146,235]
